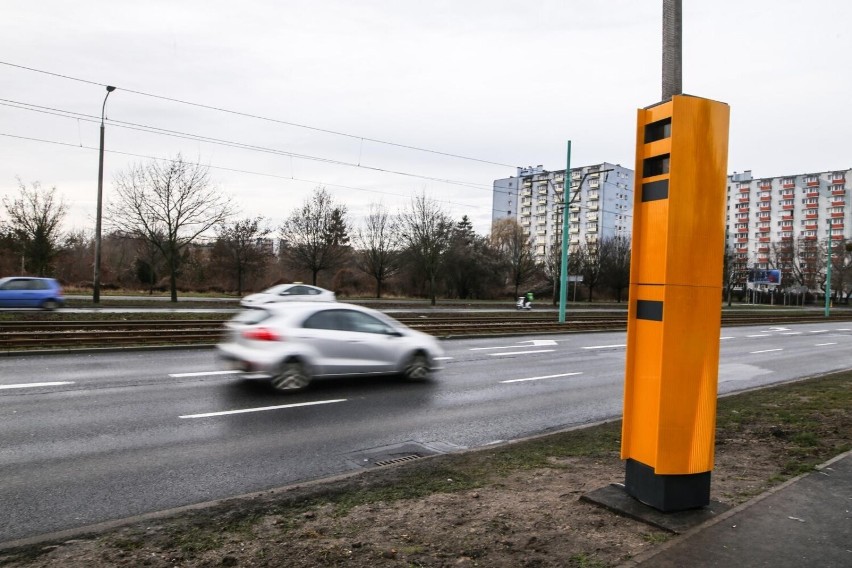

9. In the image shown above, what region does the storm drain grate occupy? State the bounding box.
[373,453,423,467]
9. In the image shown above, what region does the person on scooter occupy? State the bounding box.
[524,291,534,308]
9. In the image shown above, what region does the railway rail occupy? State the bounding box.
[2,311,851,352]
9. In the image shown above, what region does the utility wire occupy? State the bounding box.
[0,98,495,191]
[0,60,519,168]
[0,132,494,213]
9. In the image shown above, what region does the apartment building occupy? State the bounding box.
[492,162,634,263]
[726,168,851,287]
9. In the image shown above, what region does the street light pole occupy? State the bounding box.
[825,218,832,317]
[93,85,116,304]
[558,141,572,323]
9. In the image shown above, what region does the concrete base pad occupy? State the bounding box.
[581,483,731,534]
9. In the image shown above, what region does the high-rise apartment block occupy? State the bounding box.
[492,163,635,263]
[726,169,850,286]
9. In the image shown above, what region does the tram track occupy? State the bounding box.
[2,310,851,352]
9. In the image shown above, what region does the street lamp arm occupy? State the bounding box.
[101,86,116,125]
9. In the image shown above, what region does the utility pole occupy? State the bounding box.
[662,0,682,101]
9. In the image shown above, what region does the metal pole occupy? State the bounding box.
[825,220,832,317]
[93,86,116,304]
[662,0,682,101]
[559,141,572,323]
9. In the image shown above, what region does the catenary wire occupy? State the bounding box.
[0,132,496,213]
[0,60,519,168]
[0,99,495,191]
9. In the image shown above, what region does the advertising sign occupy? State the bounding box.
[748,269,782,285]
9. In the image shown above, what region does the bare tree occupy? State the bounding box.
[397,192,453,306]
[576,241,604,302]
[107,154,236,301]
[215,216,273,295]
[2,179,68,276]
[599,235,631,303]
[353,203,401,298]
[279,187,350,286]
[491,218,537,298]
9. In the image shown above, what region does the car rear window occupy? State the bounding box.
[230,308,274,325]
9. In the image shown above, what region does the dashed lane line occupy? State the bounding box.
[501,372,583,384]
[0,381,75,390]
[169,371,241,378]
[179,399,347,419]
[489,349,555,356]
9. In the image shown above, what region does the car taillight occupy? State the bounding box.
[242,327,281,341]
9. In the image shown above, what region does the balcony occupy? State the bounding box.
[806,213,819,220]
[831,211,845,218]
[739,196,750,203]
[804,223,817,230]
[760,205,771,212]
[806,179,820,187]
[737,237,748,243]
[832,200,845,207]
[782,204,794,210]
[832,188,846,196]
[806,190,820,198]
[832,176,846,184]
[782,181,795,189]
[739,186,750,193]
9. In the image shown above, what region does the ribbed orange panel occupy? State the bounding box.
[621,95,730,475]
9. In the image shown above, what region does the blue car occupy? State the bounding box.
[0,276,64,310]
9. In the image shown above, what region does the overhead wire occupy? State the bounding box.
[0,60,519,168]
[0,132,493,214]
[0,98,498,192]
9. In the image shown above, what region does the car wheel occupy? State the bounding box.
[41,300,59,311]
[270,360,311,392]
[402,352,430,381]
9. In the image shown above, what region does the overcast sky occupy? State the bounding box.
[2,0,850,236]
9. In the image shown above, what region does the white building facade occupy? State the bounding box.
[726,168,851,290]
[492,162,634,263]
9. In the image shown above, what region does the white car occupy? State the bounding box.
[240,283,335,307]
[217,302,444,392]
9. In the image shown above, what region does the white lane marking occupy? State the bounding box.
[0,381,74,390]
[179,399,346,419]
[518,339,559,346]
[720,336,735,340]
[489,349,555,356]
[747,334,770,338]
[470,346,519,351]
[781,332,802,335]
[838,328,851,331]
[750,348,783,354]
[434,356,453,360]
[169,370,242,378]
[501,372,582,384]
[768,327,791,332]
[815,342,838,347]
[582,344,626,350]
[808,330,829,333]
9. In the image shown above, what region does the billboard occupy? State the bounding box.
[748,269,782,285]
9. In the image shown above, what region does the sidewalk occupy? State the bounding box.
[623,450,852,567]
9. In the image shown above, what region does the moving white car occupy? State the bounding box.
[240,283,335,308]
[217,302,444,392]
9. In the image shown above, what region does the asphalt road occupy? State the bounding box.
[1,321,851,543]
